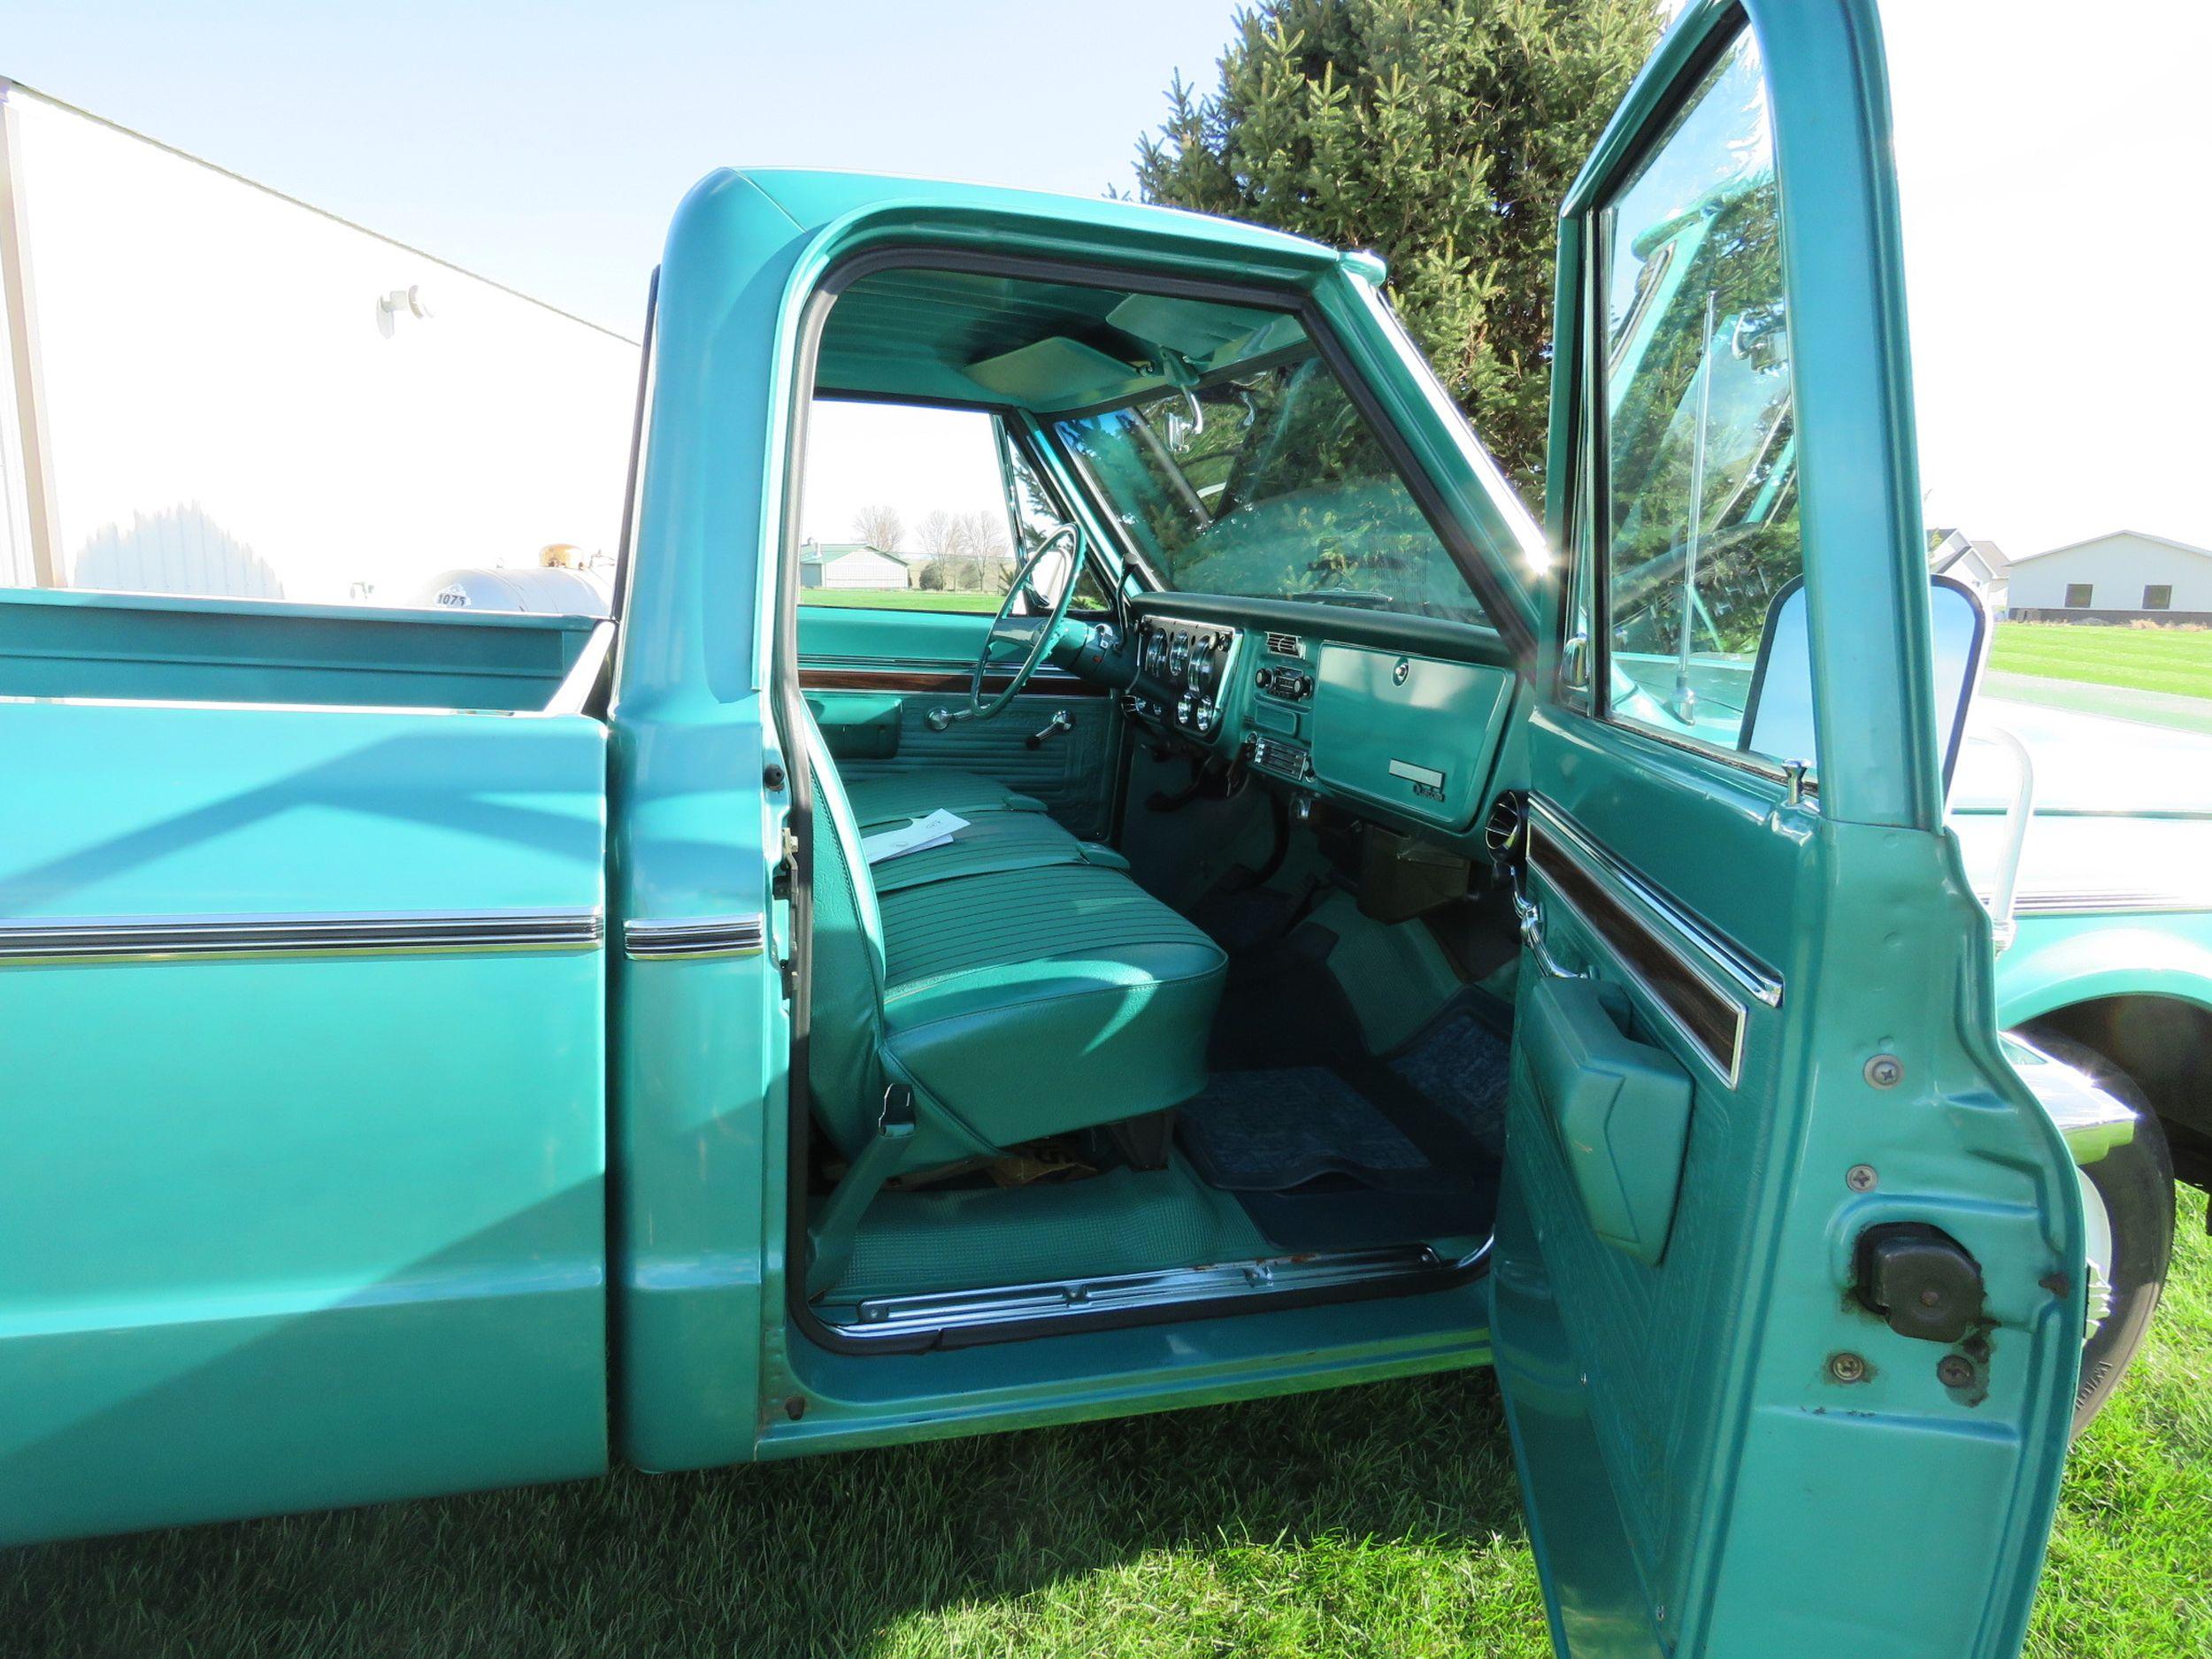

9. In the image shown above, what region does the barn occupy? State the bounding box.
[798,540,910,592]
[2007,530,2212,624]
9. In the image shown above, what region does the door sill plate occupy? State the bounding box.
[817,1241,1476,1343]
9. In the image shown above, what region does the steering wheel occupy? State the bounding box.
[959,525,1085,724]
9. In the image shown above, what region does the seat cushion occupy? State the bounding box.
[842,769,1042,829]
[866,809,1119,895]
[877,863,1228,1159]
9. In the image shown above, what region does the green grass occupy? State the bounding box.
[1992,621,2212,703]
[803,590,1006,613]
[5,1221,2207,1658]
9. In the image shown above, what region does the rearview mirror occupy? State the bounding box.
[1740,574,1989,790]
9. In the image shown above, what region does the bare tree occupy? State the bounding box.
[852,503,903,553]
[953,510,1012,561]
[916,510,959,559]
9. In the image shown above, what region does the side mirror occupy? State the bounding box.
[1740,573,1989,790]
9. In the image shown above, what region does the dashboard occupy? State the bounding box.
[1121,606,1517,840]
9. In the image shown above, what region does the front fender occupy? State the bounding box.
[1995,913,2212,1029]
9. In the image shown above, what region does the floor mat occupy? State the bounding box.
[1176,1066,1456,1194]
[1232,1178,1496,1256]
[825,1154,1271,1302]
[1179,1006,1515,1254]
[1387,1011,1514,1159]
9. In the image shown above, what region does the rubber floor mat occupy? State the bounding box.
[1388,1012,1513,1159]
[1176,1066,1456,1194]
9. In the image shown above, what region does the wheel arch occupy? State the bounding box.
[2011,985,2212,1201]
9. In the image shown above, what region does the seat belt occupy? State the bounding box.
[804,1082,917,1299]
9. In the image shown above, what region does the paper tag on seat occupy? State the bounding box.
[861,809,969,864]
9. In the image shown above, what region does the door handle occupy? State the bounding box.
[1522,975,1694,1266]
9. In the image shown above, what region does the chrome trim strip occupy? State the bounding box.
[821,1242,1463,1340]
[1530,796,1784,1009]
[0,907,603,963]
[798,655,1087,685]
[1993,889,2212,918]
[1535,866,1747,1087]
[1387,757,1446,788]
[623,912,767,960]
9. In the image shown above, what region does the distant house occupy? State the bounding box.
[1928,528,2010,613]
[2006,531,2212,624]
[798,541,910,592]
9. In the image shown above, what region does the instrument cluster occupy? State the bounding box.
[1134,616,1239,740]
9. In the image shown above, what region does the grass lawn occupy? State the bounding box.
[1992,621,2212,703]
[4,1219,2206,1658]
[803,590,1005,614]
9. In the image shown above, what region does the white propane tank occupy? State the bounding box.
[413,545,613,616]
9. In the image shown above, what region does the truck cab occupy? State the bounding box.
[1,5,2107,1654]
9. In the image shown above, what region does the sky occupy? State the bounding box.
[6,0,2208,560]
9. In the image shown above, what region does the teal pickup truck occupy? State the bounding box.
[1,4,2191,1654]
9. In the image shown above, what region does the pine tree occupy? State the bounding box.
[1133,0,1663,498]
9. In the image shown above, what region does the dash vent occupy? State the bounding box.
[1263,632,1304,659]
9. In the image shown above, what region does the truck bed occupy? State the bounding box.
[0,588,604,713]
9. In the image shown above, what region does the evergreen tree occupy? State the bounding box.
[1133,0,1663,497]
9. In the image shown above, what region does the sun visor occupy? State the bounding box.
[965,337,1152,410]
[1104,296,1308,373]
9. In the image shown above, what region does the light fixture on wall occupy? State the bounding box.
[376,285,430,337]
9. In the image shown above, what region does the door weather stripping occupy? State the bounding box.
[821,1241,1473,1342]
[0,908,603,964]
[622,913,767,960]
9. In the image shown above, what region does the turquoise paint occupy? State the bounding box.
[0,19,2095,1653]
[0,587,595,711]
[1995,909,2212,1028]
[0,701,608,1544]
[1494,8,2078,1658]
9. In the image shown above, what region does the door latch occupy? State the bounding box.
[770,825,799,901]
[1854,1223,1985,1344]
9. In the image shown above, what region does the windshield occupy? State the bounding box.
[1051,350,1490,627]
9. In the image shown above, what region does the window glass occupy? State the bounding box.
[1599,29,1802,762]
[798,399,1096,614]
[999,422,1110,614]
[1054,352,1490,628]
[2141,584,2170,611]
[2064,583,2094,609]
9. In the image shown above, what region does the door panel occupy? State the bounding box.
[1497,4,2078,1655]
[798,605,1120,839]
[0,700,608,1543]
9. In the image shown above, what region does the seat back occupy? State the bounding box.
[799,703,889,1157]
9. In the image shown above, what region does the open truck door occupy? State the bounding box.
[1492,4,2081,1654]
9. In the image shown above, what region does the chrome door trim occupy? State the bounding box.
[1529,795,1784,1008]
[798,657,1091,686]
[622,913,767,960]
[0,907,603,963]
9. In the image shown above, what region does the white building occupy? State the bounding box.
[799,541,910,591]
[2006,531,2212,624]
[0,78,640,605]
[1929,528,2010,612]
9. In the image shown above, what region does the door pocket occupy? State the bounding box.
[806,693,903,759]
[1523,974,1693,1267]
